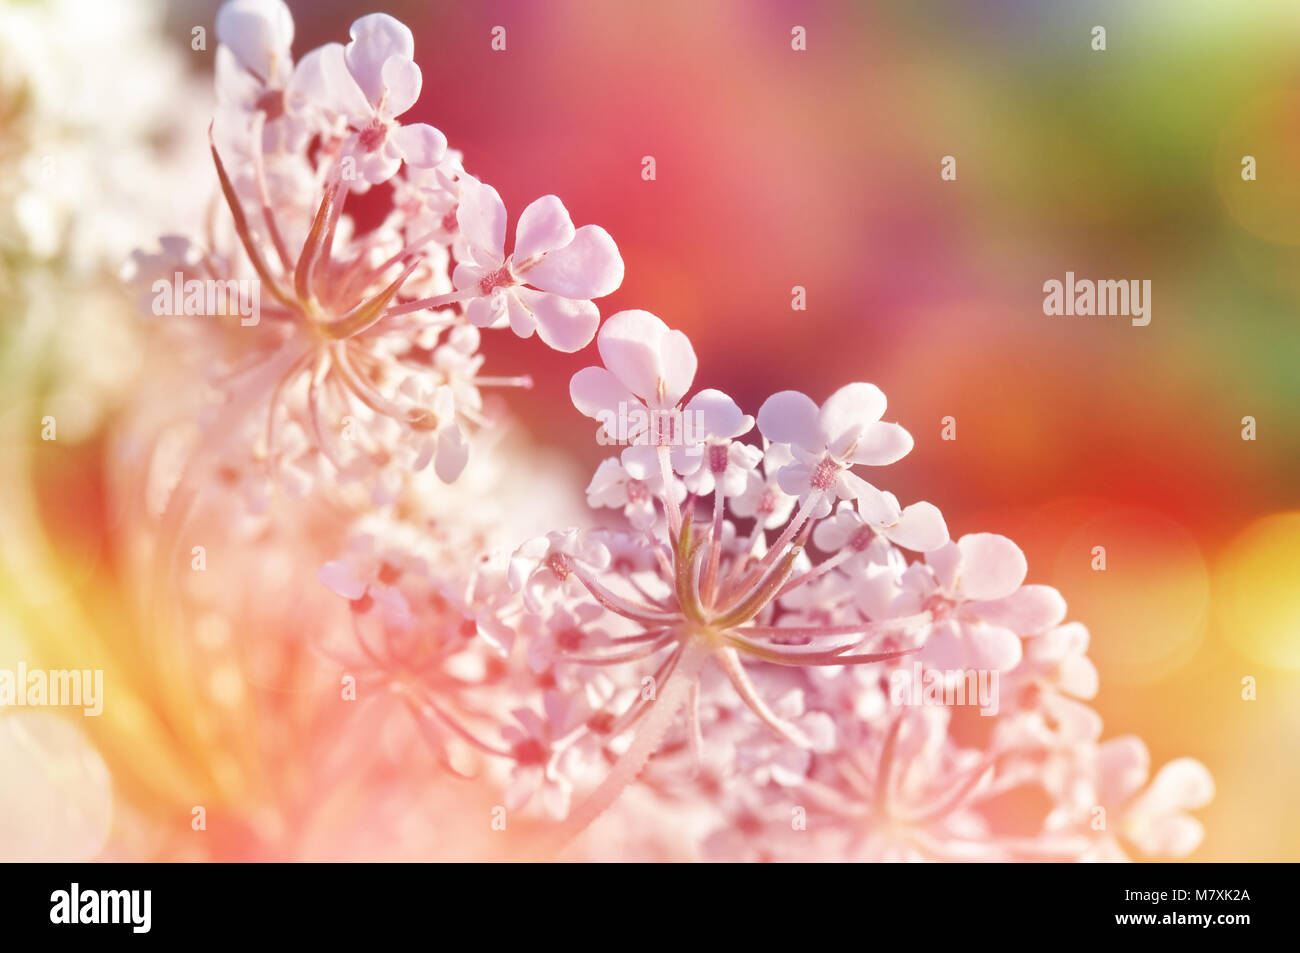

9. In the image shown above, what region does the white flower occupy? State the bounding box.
[570,310,748,476]
[1087,738,1214,859]
[287,13,447,185]
[452,178,623,352]
[756,383,913,518]
[396,378,470,484]
[508,529,611,613]
[502,692,592,819]
[585,458,681,531]
[996,621,1102,745]
[813,492,948,554]
[729,443,797,529]
[215,0,306,152]
[896,533,1067,671]
[317,534,416,629]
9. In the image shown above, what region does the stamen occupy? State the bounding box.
[810,455,839,491]
[849,525,874,551]
[545,552,572,580]
[707,443,729,475]
[478,265,515,295]
[358,118,388,153]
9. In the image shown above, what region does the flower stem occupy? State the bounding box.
[657,444,682,540]
[752,490,821,576]
[527,636,709,858]
[703,485,724,606]
[385,287,480,318]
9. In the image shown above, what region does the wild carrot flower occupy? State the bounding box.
[117,0,1214,864]
[453,180,623,352]
[126,2,627,510]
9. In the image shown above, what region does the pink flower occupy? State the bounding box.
[502,692,591,819]
[681,429,763,498]
[756,383,914,518]
[288,13,447,185]
[453,179,623,352]
[585,458,681,532]
[527,603,610,677]
[1087,737,1214,859]
[394,378,469,484]
[729,443,797,530]
[898,533,1067,671]
[317,535,415,629]
[997,621,1102,744]
[508,529,612,614]
[570,310,747,476]
[115,0,1216,863]
[815,493,949,555]
[215,0,304,152]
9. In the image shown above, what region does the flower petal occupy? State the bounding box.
[620,444,661,480]
[1045,694,1104,742]
[516,288,599,353]
[819,382,886,446]
[523,225,624,300]
[287,43,372,121]
[378,55,421,118]
[1058,654,1099,699]
[513,195,575,264]
[1144,758,1215,811]
[1128,813,1204,858]
[344,13,415,107]
[455,178,507,263]
[965,622,1023,671]
[887,501,949,552]
[658,327,698,407]
[319,560,366,600]
[925,541,962,592]
[434,424,469,483]
[214,45,263,107]
[464,291,507,329]
[1097,736,1150,808]
[569,366,639,421]
[393,122,446,168]
[917,618,966,670]
[955,533,1028,601]
[215,0,294,82]
[596,310,695,406]
[966,584,1066,635]
[856,484,901,526]
[756,390,822,451]
[504,290,538,339]
[850,421,913,466]
[683,389,749,440]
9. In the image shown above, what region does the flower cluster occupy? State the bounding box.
[488,312,1213,859]
[126,0,622,505]
[126,0,1212,861]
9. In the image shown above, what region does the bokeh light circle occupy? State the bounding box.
[1214,511,1300,672]
[1052,506,1209,684]
[1217,91,1300,247]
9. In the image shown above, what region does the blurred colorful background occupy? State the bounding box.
[3,0,1298,860]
